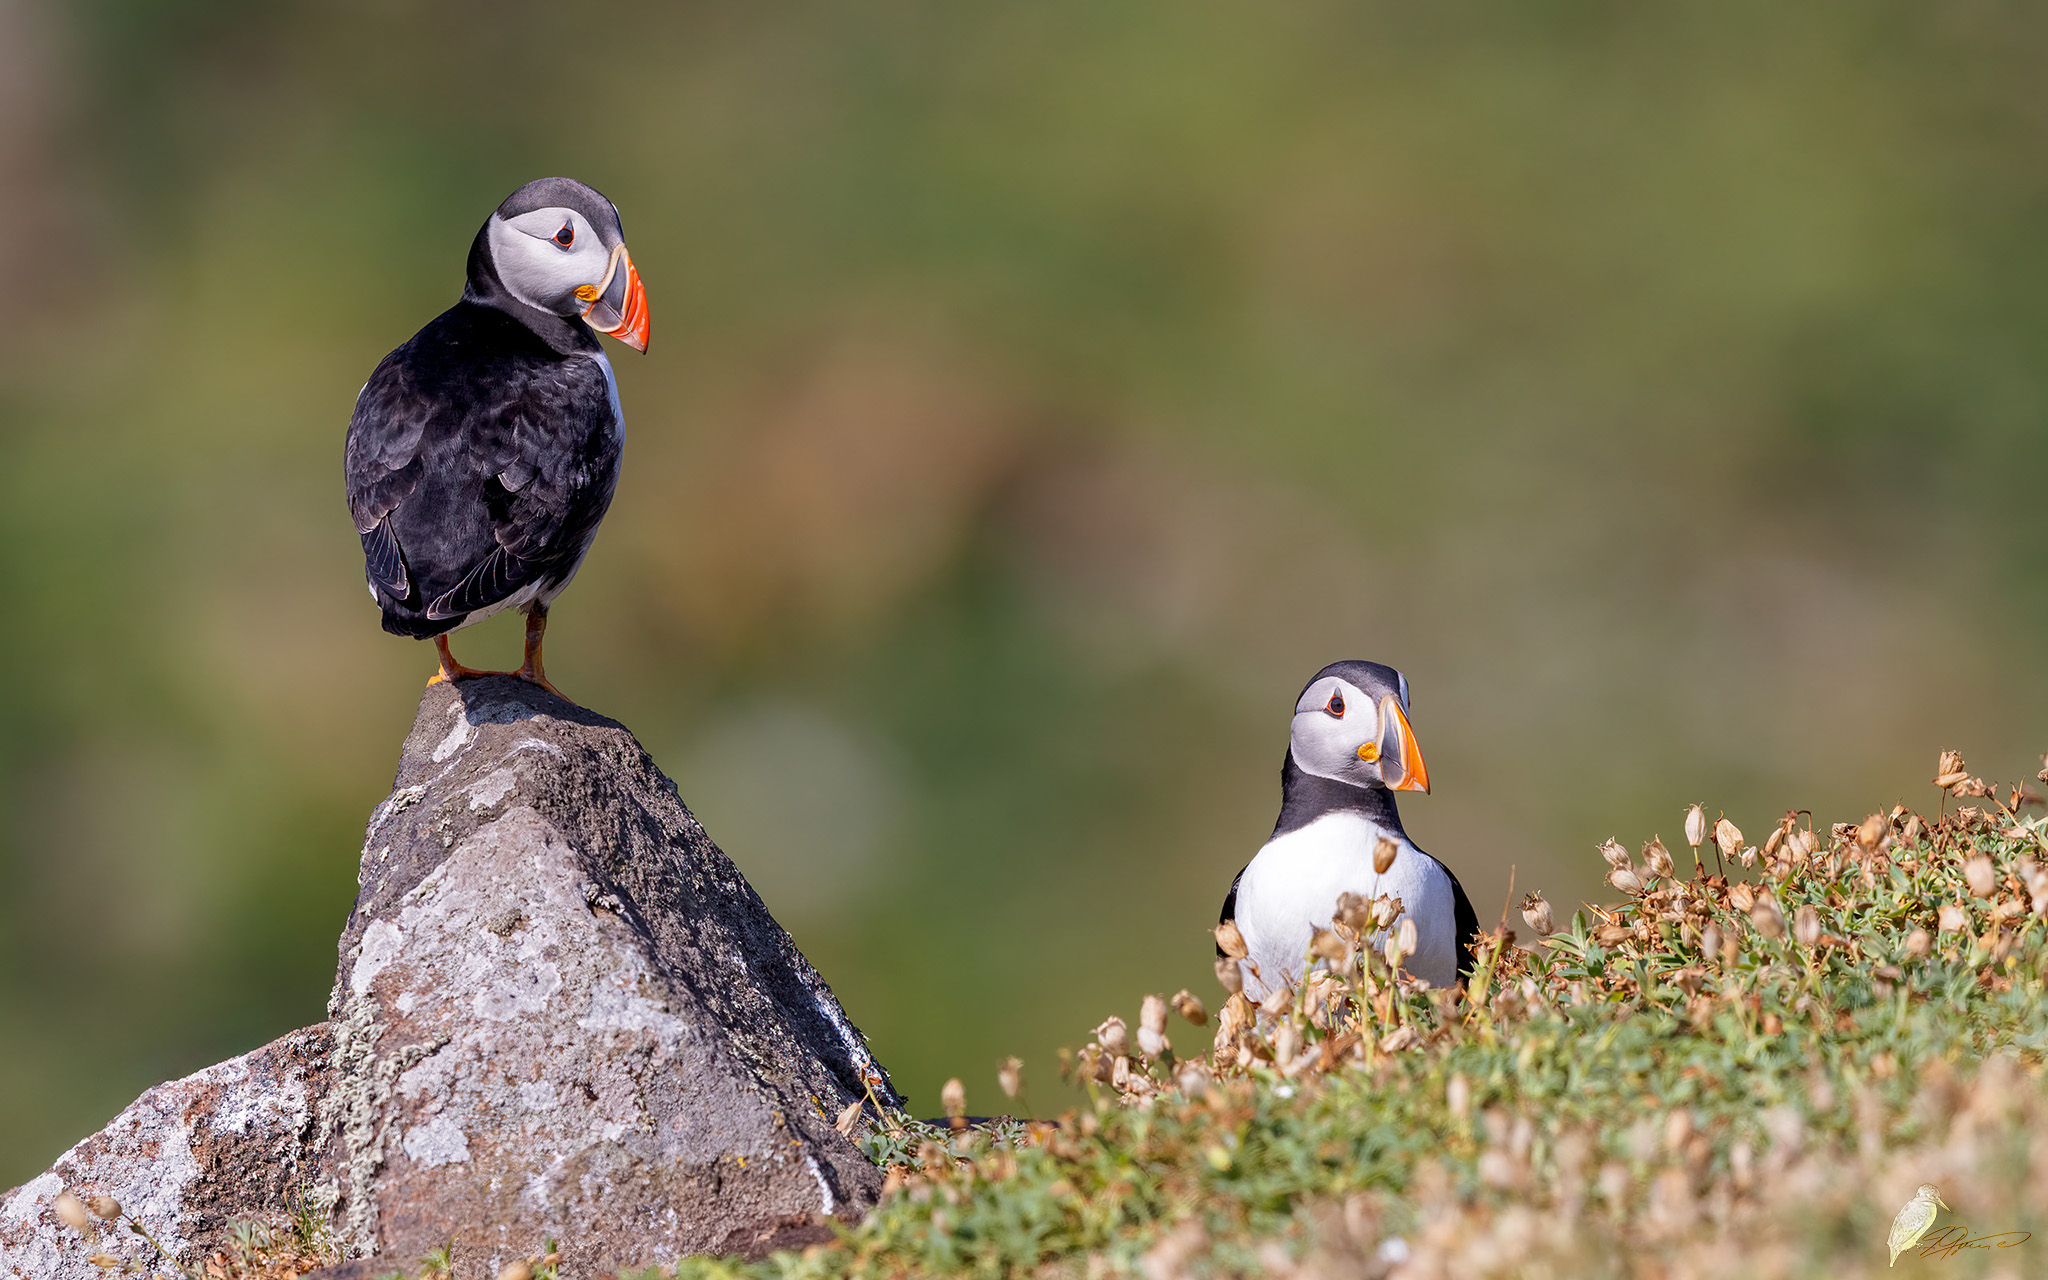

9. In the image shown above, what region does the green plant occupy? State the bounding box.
[646,748,2048,1278]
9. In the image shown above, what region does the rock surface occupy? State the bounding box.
[2,677,899,1278]
[1,1027,331,1280]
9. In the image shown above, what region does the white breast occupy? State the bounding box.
[1232,812,1459,997]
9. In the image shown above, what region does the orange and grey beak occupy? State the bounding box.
[576,243,650,353]
[1376,696,1430,793]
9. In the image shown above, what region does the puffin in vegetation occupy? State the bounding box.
[1219,660,1477,996]
[344,177,650,693]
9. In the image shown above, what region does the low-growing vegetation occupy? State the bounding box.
[655,748,2048,1279]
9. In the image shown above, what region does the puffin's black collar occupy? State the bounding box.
[461,224,600,357]
[1272,750,1406,839]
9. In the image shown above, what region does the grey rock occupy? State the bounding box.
[0,1026,332,1280]
[3,677,898,1278]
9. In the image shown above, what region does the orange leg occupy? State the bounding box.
[517,605,563,697]
[427,634,514,686]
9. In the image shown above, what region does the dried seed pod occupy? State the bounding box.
[1397,918,1419,959]
[941,1077,966,1119]
[1519,892,1554,938]
[1374,836,1400,875]
[1607,866,1645,896]
[1213,956,1243,995]
[1713,818,1742,863]
[1260,982,1294,1018]
[1664,1108,1694,1153]
[1964,856,1997,899]
[1214,920,1247,960]
[53,1192,91,1231]
[1273,1022,1300,1068]
[1176,1061,1209,1098]
[498,1261,533,1280]
[1309,927,1347,964]
[1738,844,1758,869]
[1937,903,1968,933]
[1334,891,1370,931]
[1700,923,1722,963]
[1793,904,1820,947]
[1171,989,1208,1025]
[87,1196,120,1221]
[1138,995,1170,1059]
[1903,928,1932,960]
[1491,984,1527,1021]
[1599,838,1631,870]
[1856,813,1886,850]
[1751,897,1785,940]
[1644,837,1674,880]
[1728,881,1755,912]
[1685,805,1707,849]
[1934,749,1969,789]
[1447,1073,1472,1121]
[834,1099,864,1135]
[2022,861,2048,917]
[1384,925,1409,972]
[1094,1017,1129,1058]
[998,1056,1023,1100]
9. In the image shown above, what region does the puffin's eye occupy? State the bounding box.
[552,224,575,248]
[1325,691,1345,717]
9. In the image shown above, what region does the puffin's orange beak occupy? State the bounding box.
[577,244,650,353]
[1380,697,1430,794]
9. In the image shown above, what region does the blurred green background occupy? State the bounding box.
[4,0,2046,1186]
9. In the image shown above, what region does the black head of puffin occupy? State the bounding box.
[469,176,650,352]
[1288,659,1429,794]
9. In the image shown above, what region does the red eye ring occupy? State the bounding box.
[1325,692,1345,717]
[552,224,575,248]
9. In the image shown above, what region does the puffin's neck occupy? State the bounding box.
[1273,749,1406,840]
[460,225,601,357]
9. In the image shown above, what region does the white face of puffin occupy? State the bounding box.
[1288,674,1431,793]
[487,206,651,350]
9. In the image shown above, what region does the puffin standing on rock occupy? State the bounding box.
[1220,660,1478,996]
[345,177,650,693]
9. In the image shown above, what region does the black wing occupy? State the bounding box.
[343,305,620,634]
[344,360,432,601]
[1449,868,1480,982]
[1216,864,1246,958]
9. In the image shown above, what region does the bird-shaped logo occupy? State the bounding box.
[1888,1183,1948,1265]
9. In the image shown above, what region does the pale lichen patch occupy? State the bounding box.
[401,1116,471,1169]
